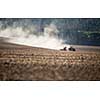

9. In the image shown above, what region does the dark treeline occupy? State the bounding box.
[0,18,100,46]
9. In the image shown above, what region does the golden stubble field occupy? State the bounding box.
[0,42,100,81]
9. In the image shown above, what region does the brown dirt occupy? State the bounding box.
[0,41,100,81]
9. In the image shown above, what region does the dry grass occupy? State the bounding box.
[0,45,100,80]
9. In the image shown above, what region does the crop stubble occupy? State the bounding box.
[0,46,100,80]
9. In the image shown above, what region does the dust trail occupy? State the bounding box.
[0,19,68,50]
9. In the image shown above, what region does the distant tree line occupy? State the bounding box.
[0,18,100,46]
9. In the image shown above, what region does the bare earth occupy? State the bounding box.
[0,39,100,80]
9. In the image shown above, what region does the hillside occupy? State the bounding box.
[0,40,100,80]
